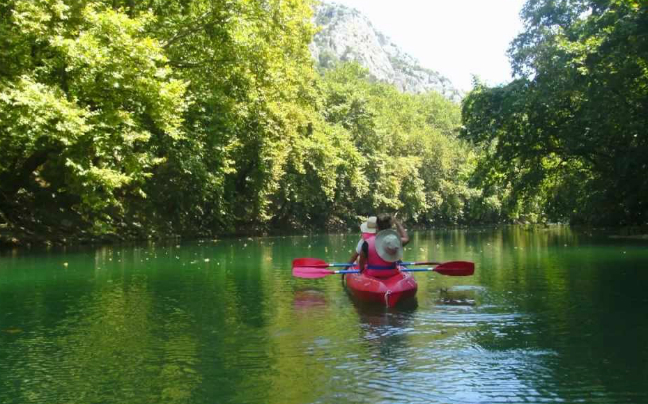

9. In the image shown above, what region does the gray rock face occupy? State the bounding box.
[310,2,462,102]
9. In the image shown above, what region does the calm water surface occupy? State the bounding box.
[1,226,647,404]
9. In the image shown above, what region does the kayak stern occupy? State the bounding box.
[345,269,418,307]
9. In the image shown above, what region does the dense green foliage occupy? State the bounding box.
[462,0,647,225]
[4,0,641,242]
[0,0,480,242]
[318,64,480,224]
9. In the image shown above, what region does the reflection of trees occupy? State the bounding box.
[172,240,275,403]
[464,226,648,402]
[1,270,201,404]
[2,228,646,403]
[266,287,337,403]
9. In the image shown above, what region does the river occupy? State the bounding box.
[1,225,647,404]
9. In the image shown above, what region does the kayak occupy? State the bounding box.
[344,266,418,307]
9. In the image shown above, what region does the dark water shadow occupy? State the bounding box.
[434,287,477,307]
[346,291,419,360]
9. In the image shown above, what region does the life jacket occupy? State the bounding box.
[364,236,399,278]
[361,232,375,240]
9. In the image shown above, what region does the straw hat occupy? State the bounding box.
[374,229,403,262]
[360,216,377,234]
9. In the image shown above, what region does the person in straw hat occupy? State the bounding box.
[347,216,378,263]
[356,214,409,277]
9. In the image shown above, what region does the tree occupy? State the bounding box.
[321,63,478,224]
[0,2,187,233]
[462,0,648,225]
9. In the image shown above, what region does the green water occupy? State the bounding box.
[1,226,647,404]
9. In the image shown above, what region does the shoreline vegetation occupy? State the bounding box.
[1,1,645,249]
[2,222,647,250]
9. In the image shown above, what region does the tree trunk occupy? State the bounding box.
[0,147,55,202]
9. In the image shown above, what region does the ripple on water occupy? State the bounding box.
[3,231,648,404]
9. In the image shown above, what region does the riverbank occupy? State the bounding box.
[3,219,647,250]
[0,218,351,249]
[609,234,648,240]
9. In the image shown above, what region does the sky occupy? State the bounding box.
[328,0,528,92]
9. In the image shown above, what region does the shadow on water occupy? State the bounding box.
[347,291,418,358]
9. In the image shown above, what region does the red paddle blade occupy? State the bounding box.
[292,266,335,279]
[433,261,475,276]
[292,258,329,268]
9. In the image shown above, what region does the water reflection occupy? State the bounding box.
[1,226,648,404]
[293,288,328,311]
[352,301,417,355]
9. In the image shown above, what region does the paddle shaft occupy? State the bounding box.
[326,261,440,267]
[292,260,474,278]
[293,258,442,268]
[328,267,441,274]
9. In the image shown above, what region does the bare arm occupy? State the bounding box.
[348,238,364,263]
[393,219,409,246]
[358,240,368,272]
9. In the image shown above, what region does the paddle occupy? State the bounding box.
[292,258,445,268]
[292,260,474,279]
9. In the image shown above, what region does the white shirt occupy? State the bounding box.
[356,238,364,254]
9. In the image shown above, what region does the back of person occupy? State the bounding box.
[356,213,408,276]
[349,217,378,265]
[363,234,400,278]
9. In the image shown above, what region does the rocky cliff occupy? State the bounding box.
[310,2,462,101]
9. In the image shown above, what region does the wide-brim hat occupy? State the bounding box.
[375,229,403,262]
[360,216,377,234]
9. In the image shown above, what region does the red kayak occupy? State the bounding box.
[344,266,418,307]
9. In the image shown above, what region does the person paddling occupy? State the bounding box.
[358,214,409,277]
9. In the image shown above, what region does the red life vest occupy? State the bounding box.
[364,236,399,278]
[361,232,375,240]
